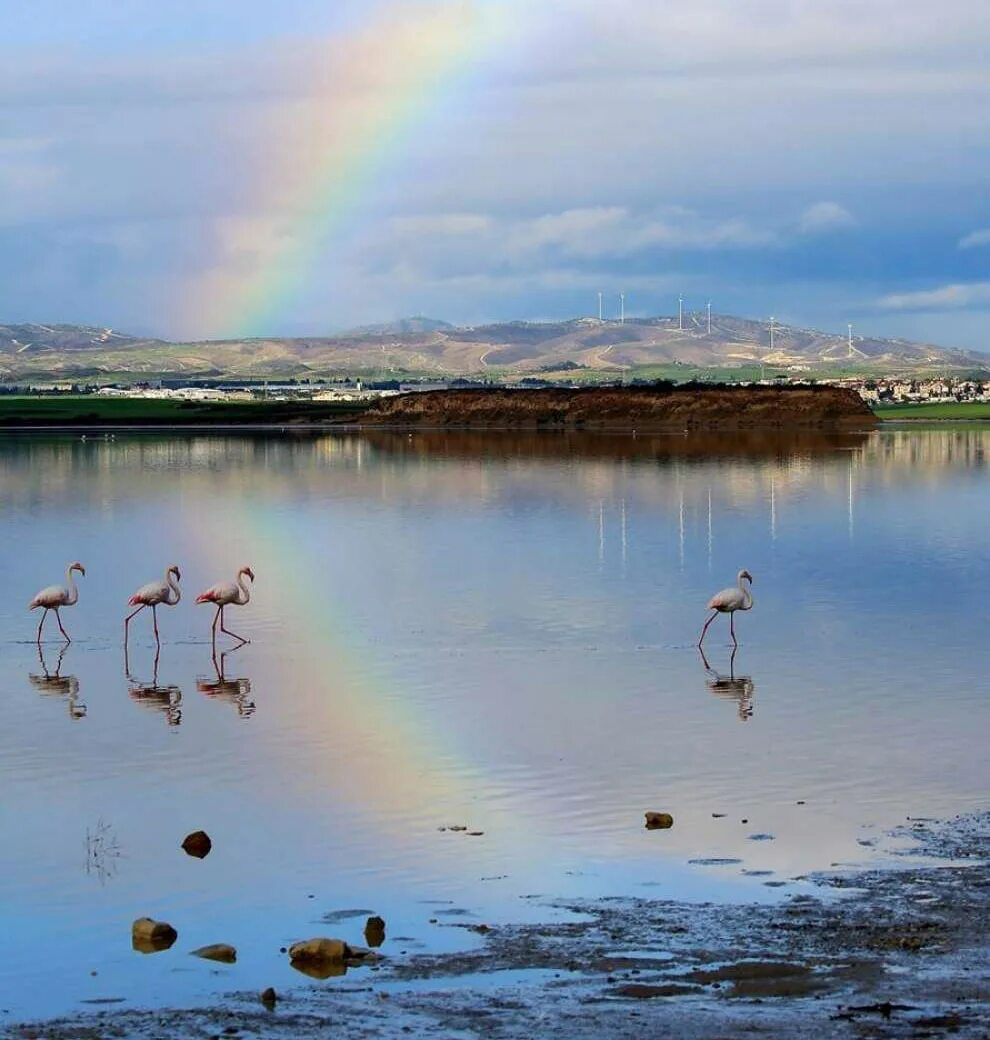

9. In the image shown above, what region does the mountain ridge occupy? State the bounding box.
[1,315,985,381]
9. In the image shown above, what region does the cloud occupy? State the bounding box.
[797,202,856,235]
[387,206,777,271]
[959,228,990,249]
[877,281,990,310]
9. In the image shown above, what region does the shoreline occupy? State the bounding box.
[7,811,989,1040]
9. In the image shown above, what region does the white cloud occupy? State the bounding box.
[797,202,856,235]
[959,228,990,249]
[877,281,990,310]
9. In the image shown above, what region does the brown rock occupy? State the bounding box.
[260,987,277,1008]
[191,943,237,963]
[365,916,386,948]
[181,831,212,858]
[644,811,674,830]
[288,937,350,963]
[131,918,177,953]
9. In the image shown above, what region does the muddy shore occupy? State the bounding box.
[7,812,989,1040]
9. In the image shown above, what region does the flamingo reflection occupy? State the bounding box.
[29,643,86,719]
[126,644,182,726]
[699,645,755,721]
[197,646,255,718]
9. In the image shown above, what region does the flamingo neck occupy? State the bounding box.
[64,566,78,605]
[738,578,753,610]
[165,569,181,605]
[236,572,251,605]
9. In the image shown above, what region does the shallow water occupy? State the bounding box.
[1,427,988,1019]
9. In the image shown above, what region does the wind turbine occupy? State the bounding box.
[598,291,603,321]
[678,293,684,331]
[620,292,625,324]
[707,299,712,334]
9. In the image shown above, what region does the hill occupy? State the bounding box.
[0,315,984,383]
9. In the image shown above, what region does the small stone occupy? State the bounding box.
[191,943,237,963]
[132,918,177,953]
[260,987,277,1008]
[288,937,350,964]
[644,812,674,830]
[365,916,386,948]
[181,831,212,859]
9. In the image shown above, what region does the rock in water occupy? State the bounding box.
[181,831,212,858]
[365,916,386,948]
[645,812,674,830]
[131,918,177,953]
[288,937,350,964]
[260,987,277,1008]
[191,943,237,963]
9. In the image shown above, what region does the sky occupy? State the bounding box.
[1,0,989,348]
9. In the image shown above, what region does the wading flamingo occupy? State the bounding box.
[30,562,86,643]
[125,565,181,645]
[196,566,255,645]
[698,569,753,648]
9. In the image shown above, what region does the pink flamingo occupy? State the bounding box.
[125,565,181,645]
[196,566,255,645]
[30,562,86,643]
[698,569,754,648]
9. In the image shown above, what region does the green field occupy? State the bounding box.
[874,402,990,420]
[0,395,368,426]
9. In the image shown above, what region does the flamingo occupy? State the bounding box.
[196,566,255,645]
[29,562,86,643]
[698,569,753,648]
[125,565,181,645]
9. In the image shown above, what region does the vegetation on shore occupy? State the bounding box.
[0,396,366,426]
[873,401,990,420]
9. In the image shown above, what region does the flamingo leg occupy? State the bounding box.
[211,606,221,644]
[729,611,738,647]
[54,608,71,643]
[124,604,145,642]
[152,605,160,645]
[698,610,719,648]
[36,608,48,644]
[219,607,249,645]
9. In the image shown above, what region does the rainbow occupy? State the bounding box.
[187,486,538,860]
[189,2,507,340]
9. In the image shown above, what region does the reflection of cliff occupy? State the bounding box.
[359,386,875,430]
[359,428,871,463]
[1,428,988,519]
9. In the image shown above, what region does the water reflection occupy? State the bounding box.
[125,646,182,727]
[699,646,755,721]
[196,648,255,718]
[28,643,86,720]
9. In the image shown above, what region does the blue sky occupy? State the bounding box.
[1,0,989,348]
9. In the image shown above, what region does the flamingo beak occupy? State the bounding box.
[247,568,255,582]
[77,564,86,576]
[174,567,182,581]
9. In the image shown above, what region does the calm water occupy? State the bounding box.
[1,427,988,1018]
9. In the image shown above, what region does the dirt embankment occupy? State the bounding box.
[357,385,876,430]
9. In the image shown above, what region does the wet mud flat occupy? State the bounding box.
[7,813,990,1040]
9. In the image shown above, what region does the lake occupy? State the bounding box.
[1,427,988,1019]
